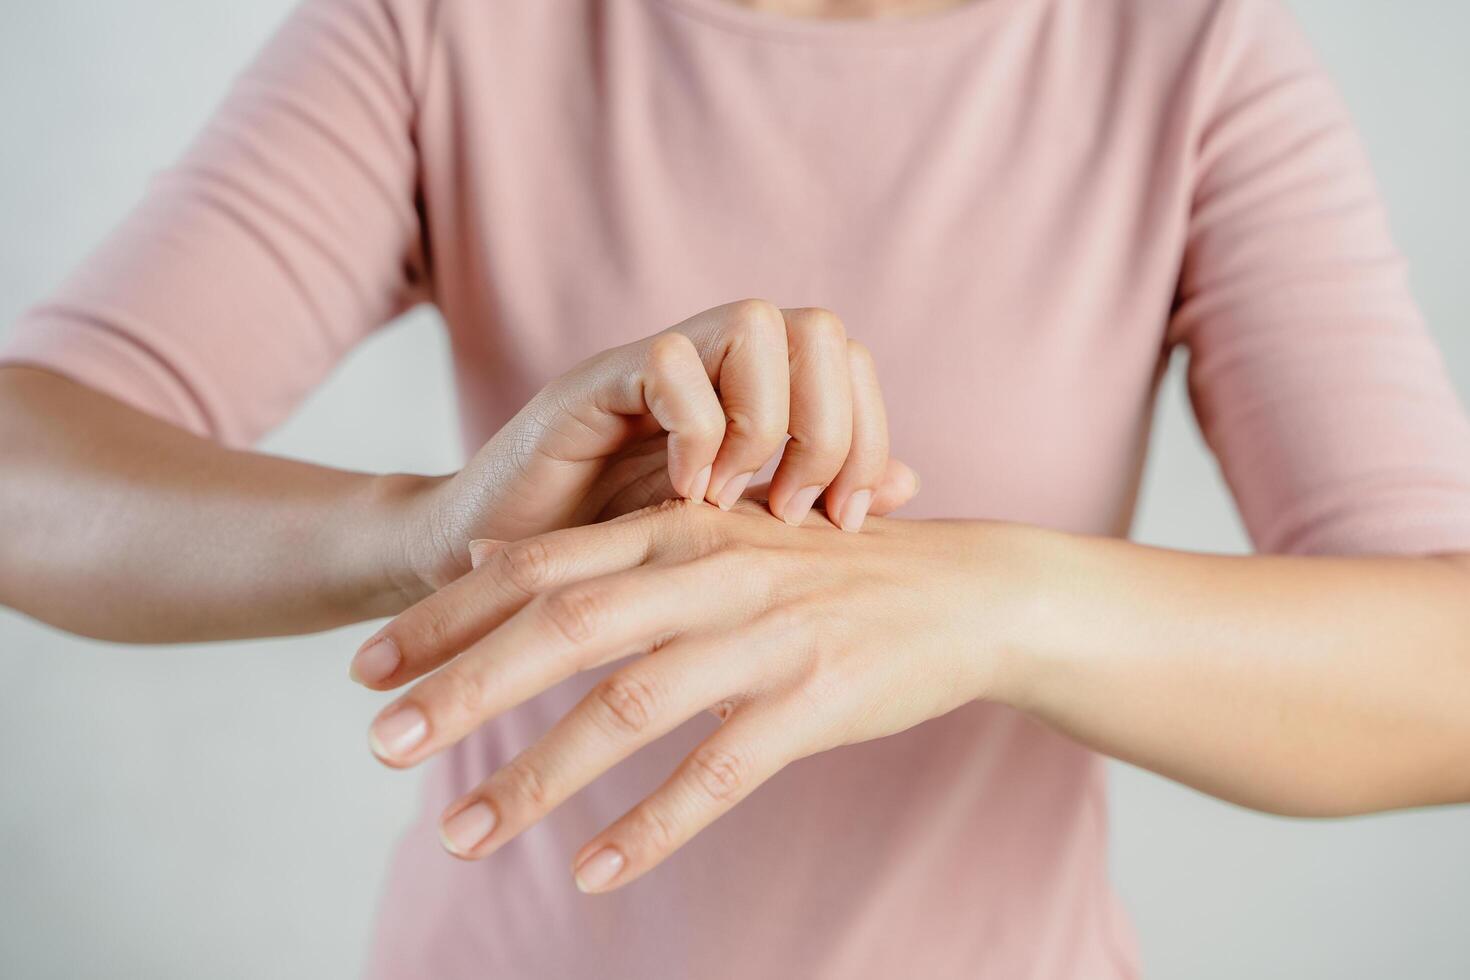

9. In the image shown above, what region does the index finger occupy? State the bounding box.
[348,510,658,691]
[366,550,745,769]
[673,300,792,509]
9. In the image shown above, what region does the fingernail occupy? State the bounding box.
[574,846,626,893]
[350,637,401,685]
[688,465,712,504]
[440,801,497,856]
[839,489,873,533]
[714,471,754,511]
[369,704,429,761]
[469,539,504,570]
[781,485,824,527]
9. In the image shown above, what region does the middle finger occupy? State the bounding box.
[766,307,853,526]
[366,553,760,768]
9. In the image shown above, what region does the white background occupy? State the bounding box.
[2,2,1467,977]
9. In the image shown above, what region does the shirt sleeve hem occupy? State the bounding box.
[0,311,218,440]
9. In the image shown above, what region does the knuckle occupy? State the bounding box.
[725,298,785,342]
[716,543,766,577]
[724,407,784,447]
[686,412,727,445]
[800,413,852,456]
[787,306,846,344]
[759,416,792,445]
[400,599,455,656]
[632,802,681,853]
[758,602,818,655]
[539,586,604,647]
[715,547,781,606]
[500,755,552,810]
[688,745,750,803]
[786,429,852,476]
[498,537,558,594]
[435,665,487,721]
[646,331,696,371]
[593,671,662,736]
[708,698,738,722]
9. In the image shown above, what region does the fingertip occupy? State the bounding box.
[869,460,919,515]
[573,846,627,893]
[713,470,755,511]
[891,461,919,501]
[837,488,873,533]
[350,636,402,686]
[439,800,498,858]
[368,703,429,765]
[778,485,824,527]
[687,464,713,504]
[469,539,506,570]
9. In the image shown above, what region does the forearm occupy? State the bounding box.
[995,528,1470,816]
[0,367,440,642]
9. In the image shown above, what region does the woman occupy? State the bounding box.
[3,0,1469,976]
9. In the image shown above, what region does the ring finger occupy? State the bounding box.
[435,624,776,860]
[569,693,814,893]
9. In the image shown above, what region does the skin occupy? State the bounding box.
[358,502,1470,893]
[3,0,1467,910]
[0,300,917,641]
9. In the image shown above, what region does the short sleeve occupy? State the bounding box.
[0,0,430,446]
[1168,0,1470,556]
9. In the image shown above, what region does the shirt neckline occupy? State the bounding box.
[648,0,1020,45]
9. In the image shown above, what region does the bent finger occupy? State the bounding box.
[868,458,920,515]
[766,307,853,526]
[676,300,791,510]
[822,339,888,532]
[637,332,726,501]
[737,455,916,521]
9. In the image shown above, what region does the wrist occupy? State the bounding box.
[339,471,453,617]
[951,520,1081,711]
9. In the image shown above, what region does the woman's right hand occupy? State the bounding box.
[400,299,919,593]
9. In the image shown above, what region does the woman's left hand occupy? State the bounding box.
[352,499,1040,892]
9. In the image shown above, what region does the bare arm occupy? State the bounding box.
[0,366,431,641]
[1007,534,1470,817]
[332,506,1470,891]
[0,0,439,641]
[0,303,918,645]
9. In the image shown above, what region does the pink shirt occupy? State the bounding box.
[8,0,1470,975]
